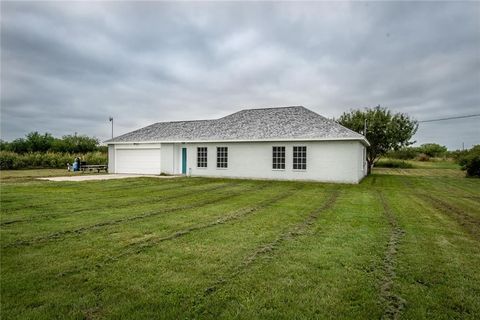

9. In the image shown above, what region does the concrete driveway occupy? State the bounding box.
[38,174,180,182]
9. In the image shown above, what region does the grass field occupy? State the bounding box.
[1,165,479,319]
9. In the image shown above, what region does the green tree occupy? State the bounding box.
[338,106,418,174]
[24,132,55,152]
[0,140,11,151]
[418,143,447,158]
[51,134,99,153]
[9,138,29,153]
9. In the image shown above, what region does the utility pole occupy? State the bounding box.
[364,119,367,136]
[109,117,113,138]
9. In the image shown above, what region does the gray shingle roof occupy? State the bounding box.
[105,106,368,145]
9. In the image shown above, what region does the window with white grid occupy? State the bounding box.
[272,146,285,169]
[293,146,307,170]
[216,147,228,168]
[197,147,207,168]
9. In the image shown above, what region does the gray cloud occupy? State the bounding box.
[1,1,479,149]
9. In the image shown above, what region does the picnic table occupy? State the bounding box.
[80,164,108,173]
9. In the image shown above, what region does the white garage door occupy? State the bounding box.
[116,148,161,174]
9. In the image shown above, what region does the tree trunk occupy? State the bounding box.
[367,160,373,175]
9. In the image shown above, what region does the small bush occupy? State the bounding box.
[416,153,430,161]
[375,160,414,168]
[0,152,16,169]
[458,145,480,177]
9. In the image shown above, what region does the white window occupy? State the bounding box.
[217,147,228,168]
[293,146,307,170]
[272,146,285,169]
[197,147,207,168]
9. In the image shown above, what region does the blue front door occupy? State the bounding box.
[182,148,187,174]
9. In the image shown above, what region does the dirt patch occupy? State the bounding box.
[378,191,406,320]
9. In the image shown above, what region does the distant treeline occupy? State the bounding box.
[386,143,479,177]
[387,143,459,161]
[0,132,107,154]
[0,132,108,170]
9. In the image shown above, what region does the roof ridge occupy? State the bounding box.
[237,105,305,112]
[152,119,213,125]
[218,106,308,120]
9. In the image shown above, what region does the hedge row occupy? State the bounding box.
[0,151,107,170]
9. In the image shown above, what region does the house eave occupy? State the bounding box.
[105,137,370,147]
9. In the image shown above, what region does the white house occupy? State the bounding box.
[105,106,369,183]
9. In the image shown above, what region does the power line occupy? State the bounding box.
[418,114,480,123]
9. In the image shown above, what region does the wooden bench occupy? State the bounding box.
[80,164,108,173]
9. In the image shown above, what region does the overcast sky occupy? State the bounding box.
[1,1,479,149]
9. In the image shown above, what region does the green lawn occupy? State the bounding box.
[1,167,479,319]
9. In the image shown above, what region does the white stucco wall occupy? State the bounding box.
[160,143,182,175]
[356,143,368,182]
[109,140,367,183]
[108,145,115,174]
[180,140,365,183]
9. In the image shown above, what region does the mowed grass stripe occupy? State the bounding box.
[188,188,388,319]
[0,181,240,243]
[441,193,480,220]
[0,180,233,226]
[81,186,332,319]
[43,185,300,278]
[201,189,340,296]
[0,180,241,242]
[0,177,174,202]
[385,192,480,319]
[2,183,295,304]
[417,193,480,241]
[2,181,266,248]
[0,177,209,218]
[415,175,480,197]
[0,177,197,223]
[105,187,300,263]
[1,182,316,319]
